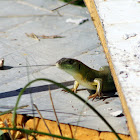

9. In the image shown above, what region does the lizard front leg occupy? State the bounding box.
[88,78,103,100]
[71,80,79,93]
[62,80,79,93]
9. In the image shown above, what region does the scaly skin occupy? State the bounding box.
[56,58,116,100]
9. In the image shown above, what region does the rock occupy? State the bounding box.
[110,110,124,117]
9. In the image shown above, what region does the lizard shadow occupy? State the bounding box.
[0,80,75,98]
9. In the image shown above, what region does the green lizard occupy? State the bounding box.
[56,58,116,100]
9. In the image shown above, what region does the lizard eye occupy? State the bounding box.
[68,59,74,64]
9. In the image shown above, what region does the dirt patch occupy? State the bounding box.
[0,113,131,140]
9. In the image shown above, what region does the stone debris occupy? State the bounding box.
[66,18,88,25]
[0,58,4,68]
[110,110,124,117]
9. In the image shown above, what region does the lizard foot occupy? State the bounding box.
[88,92,102,101]
[62,88,77,93]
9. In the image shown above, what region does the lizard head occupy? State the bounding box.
[56,58,82,76]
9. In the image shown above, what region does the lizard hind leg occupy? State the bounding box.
[88,78,103,100]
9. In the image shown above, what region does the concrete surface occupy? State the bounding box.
[0,0,129,134]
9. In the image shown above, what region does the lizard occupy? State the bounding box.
[56,58,116,100]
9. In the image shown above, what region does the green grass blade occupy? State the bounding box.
[0,127,75,140]
[12,78,122,140]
